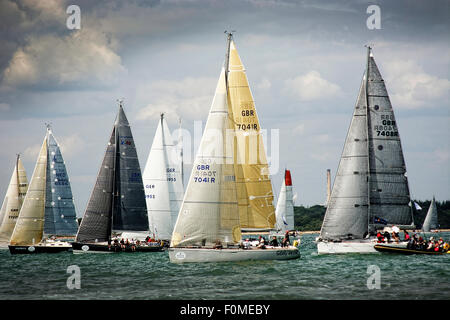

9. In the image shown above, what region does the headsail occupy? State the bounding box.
[9,137,48,246]
[275,169,295,232]
[225,35,275,231]
[171,67,241,248]
[76,126,115,243]
[0,155,28,243]
[319,72,369,240]
[422,197,438,232]
[143,114,184,240]
[44,126,78,236]
[319,47,413,241]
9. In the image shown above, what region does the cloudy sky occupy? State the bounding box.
[0,0,449,217]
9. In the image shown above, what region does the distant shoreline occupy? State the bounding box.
[297,229,450,234]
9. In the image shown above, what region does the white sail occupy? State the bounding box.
[10,136,48,246]
[171,67,241,248]
[275,169,295,232]
[0,156,28,243]
[143,114,184,240]
[422,197,438,232]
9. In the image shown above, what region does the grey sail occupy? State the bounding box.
[76,127,115,243]
[319,75,369,240]
[319,47,413,241]
[422,197,438,232]
[44,127,79,236]
[366,54,413,230]
[76,103,149,242]
[112,105,148,232]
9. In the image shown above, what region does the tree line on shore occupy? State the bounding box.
[294,200,450,231]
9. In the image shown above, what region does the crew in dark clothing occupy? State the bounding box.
[270,236,279,247]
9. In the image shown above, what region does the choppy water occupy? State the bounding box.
[0,233,449,300]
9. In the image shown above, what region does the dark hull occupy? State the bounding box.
[71,242,163,253]
[9,245,72,254]
[374,244,447,255]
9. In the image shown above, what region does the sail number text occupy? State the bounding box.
[374,115,398,138]
[194,164,216,183]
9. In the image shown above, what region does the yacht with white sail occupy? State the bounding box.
[142,114,184,244]
[169,33,300,263]
[0,155,28,248]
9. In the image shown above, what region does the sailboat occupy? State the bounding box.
[274,169,295,234]
[72,101,162,253]
[0,155,28,248]
[142,113,184,243]
[9,126,78,254]
[168,33,300,263]
[317,46,415,254]
[422,197,438,232]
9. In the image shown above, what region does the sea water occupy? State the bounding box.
[0,233,449,300]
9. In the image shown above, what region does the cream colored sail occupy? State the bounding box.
[0,156,28,243]
[171,67,241,247]
[9,137,47,246]
[226,39,275,231]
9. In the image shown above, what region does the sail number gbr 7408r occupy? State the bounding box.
[374,115,398,137]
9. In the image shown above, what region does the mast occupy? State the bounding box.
[110,98,122,240]
[326,169,331,207]
[178,117,184,188]
[224,30,234,86]
[365,45,372,236]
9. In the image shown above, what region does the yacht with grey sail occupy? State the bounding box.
[317,46,415,254]
[72,101,162,253]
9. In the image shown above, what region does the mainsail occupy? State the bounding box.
[0,155,28,243]
[422,197,438,232]
[319,47,414,241]
[171,67,241,248]
[9,137,47,246]
[143,114,184,240]
[225,35,275,232]
[275,169,295,232]
[44,126,78,236]
[76,102,148,243]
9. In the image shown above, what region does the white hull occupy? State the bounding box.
[169,246,300,263]
[317,240,378,254]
